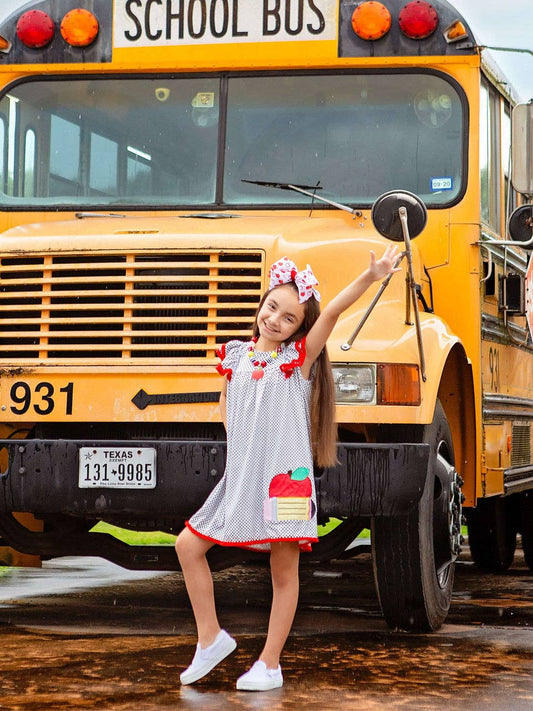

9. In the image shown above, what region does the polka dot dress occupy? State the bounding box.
[186,338,318,552]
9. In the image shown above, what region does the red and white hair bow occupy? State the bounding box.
[268,256,321,303]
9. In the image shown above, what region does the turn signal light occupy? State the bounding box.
[399,1,438,40]
[443,19,468,43]
[377,364,421,405]
[0,35,11,53]
[351,1,392,41]
[16,10,55,49]
[60,8,99,47]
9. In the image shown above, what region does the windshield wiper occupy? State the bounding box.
[242,179,362,217]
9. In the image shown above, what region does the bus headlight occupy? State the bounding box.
[333,365,376,404]
[332,363,421,405]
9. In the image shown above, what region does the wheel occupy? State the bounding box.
[372,400,462,631]
[519,491,533,571]
[466,497,517,572]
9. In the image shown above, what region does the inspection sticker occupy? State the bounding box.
[430,177,453,191]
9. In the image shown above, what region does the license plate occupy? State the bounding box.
[79,447,156,489]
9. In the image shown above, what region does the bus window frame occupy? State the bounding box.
[0,68,469,213]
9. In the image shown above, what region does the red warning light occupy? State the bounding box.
[399,1,438,40]
[16,10,55,49]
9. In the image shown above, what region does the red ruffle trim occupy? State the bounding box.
[215,343,232,381]
[279,337,306,379]
[185,520,316,553]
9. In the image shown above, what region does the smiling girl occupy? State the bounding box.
[175,247,399,691]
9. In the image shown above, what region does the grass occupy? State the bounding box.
[89,519,369,545]
[90,521,177,546]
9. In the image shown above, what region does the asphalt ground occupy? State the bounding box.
[0,545,532,710]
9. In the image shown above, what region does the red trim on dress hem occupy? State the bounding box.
[185,520,317,552]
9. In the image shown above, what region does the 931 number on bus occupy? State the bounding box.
[9,381,74,415]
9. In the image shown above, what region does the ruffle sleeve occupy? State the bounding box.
[215,339,245,381]
[279,337,306,378]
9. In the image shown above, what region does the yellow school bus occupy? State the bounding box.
[0,0,532,631]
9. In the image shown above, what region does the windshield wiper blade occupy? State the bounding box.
[242,179,362,217]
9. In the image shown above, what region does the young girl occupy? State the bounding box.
[175,245,400,691]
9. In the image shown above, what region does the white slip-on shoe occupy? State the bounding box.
[236,660,283,691]
[180,629,237,685]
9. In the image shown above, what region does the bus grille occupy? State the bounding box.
[0,251,263,363]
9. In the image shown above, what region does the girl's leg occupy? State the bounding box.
[259,540,300,669]
[175,527,221,647]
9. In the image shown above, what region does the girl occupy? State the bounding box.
[175,245,400,691]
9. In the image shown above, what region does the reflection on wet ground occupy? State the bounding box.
[1,628,532,710]
[0,548,532,710]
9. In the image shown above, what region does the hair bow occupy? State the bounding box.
[268,256,321,303]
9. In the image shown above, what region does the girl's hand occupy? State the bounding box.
[368,244,402,281]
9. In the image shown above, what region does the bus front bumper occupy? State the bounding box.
[0,439,430,519]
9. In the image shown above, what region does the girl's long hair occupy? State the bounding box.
[252,283,337,469]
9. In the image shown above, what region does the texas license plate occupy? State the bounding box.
[78,447,156,489]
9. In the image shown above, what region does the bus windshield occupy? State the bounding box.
[0,72,465,210]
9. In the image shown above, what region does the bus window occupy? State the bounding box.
[480,79,501,232]
[501,103,517,226]
[90,133,118,196]
[0,77,220,208]
[126,146,152,196]
[23,128,36,197]
[224,72,465,208]
[50,115,81,197]
[0,72,463,210]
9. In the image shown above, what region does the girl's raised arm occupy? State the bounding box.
[302,245,400,376]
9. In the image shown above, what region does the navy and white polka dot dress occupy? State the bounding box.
[186,338,318,552]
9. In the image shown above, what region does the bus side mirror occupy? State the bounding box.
[508,204,533,248]
[512,103,533,197]
[371,190,427,241]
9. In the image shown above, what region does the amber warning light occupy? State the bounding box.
[352,2,392,41]
[61,9,99,47]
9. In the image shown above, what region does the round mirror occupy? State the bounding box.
[508,204,533,247]
[371,190,428,241]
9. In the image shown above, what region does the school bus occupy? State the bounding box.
[0,0,532,632]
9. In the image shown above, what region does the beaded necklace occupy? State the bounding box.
[247,337,282,380]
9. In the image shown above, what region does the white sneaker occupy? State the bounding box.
[180,629,237,685]
[236,660,283,691]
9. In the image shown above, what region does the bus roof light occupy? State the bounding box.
[443,20,468,44]
[352,1,392,41]
[399,1,438,40]
[60,9,99,48]
[16,10,55,49]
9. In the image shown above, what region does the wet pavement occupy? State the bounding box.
[0,546,532,710]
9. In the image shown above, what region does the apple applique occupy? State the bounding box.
[264,467,315,522]
[269,467,312,498]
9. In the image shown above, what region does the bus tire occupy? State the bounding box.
[372,400,460,631]
[466,497,516,572]
[519,491,533,571]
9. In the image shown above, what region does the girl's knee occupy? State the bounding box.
[175,527,211,563]
[175,527,193,561]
